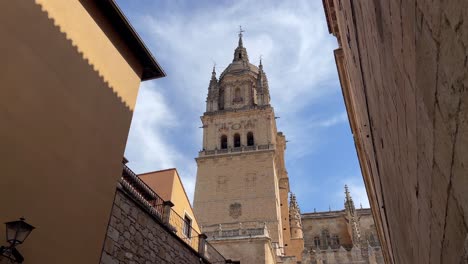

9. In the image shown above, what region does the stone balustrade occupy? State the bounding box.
[199,144,275,157]
[202,221,270,240]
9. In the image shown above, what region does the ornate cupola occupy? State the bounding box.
[204,28,271,113]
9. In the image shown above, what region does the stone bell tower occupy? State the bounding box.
[193,29,292,264]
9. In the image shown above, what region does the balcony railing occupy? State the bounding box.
[120,164,227,264]
[199,144,275,157]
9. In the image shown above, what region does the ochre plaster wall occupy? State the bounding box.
[0,1,144,263]
[140,169,201,233]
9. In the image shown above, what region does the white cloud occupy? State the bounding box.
[314,112,349,128]
[125,82,184,171]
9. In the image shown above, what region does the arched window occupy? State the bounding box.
[314,236,320,247]
[321,229,330,247]
[233,133,241,147]
[332,235,340,248]
[233,88,243,103]
[247,132,254,146]
[220,135,227,149]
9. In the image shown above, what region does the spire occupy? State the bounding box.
[206,64,219,112]
[290,193,300,214]
[255,55,270,106]
[211,64,217,80]
[344,185,356,216]
[344,185,361,246]
[233,26,249,62]
[289,192,303,239]
[345,184,352,201]
[238,25,244,47]
[344,184,355,214]
[208,65,218,91]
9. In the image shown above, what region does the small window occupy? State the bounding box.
[234,133,241,147]
[221,135,228,149]
[314,236,320,247]
[183,215,192,238]
[332,235,340,247]
[247,132,254,146]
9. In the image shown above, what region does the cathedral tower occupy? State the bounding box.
[193,31,292,264]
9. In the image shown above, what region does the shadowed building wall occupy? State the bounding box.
[323,0,468,263]
[0,0,164,263]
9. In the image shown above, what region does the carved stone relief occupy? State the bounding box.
[229,203,242,219]
[218,123,229,133]
[245,120,255,129]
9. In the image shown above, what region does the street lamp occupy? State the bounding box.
[0,218,35,263]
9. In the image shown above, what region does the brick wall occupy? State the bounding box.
[100,188,205,264]
[324,0,468,263]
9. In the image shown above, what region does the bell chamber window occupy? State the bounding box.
[247,132,254,146]
[233,133,241,147]
[220,135,228,149]
[233,87,243,103]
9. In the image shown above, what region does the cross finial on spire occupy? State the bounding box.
[239,25,244,38]
[238,25,244,47]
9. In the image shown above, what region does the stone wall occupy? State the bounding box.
[100,188,205,264]
[324,0,468,263]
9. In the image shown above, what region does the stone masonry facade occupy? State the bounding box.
[100,188,204,264]
[323,0,468,263]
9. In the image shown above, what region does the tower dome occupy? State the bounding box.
[205,29,270,112]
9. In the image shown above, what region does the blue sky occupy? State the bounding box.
[117,0,369,213]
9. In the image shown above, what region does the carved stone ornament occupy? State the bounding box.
[229,203,242,219]
[231,123,241,130]
[218,123,229,132]
[244,120,255,129]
